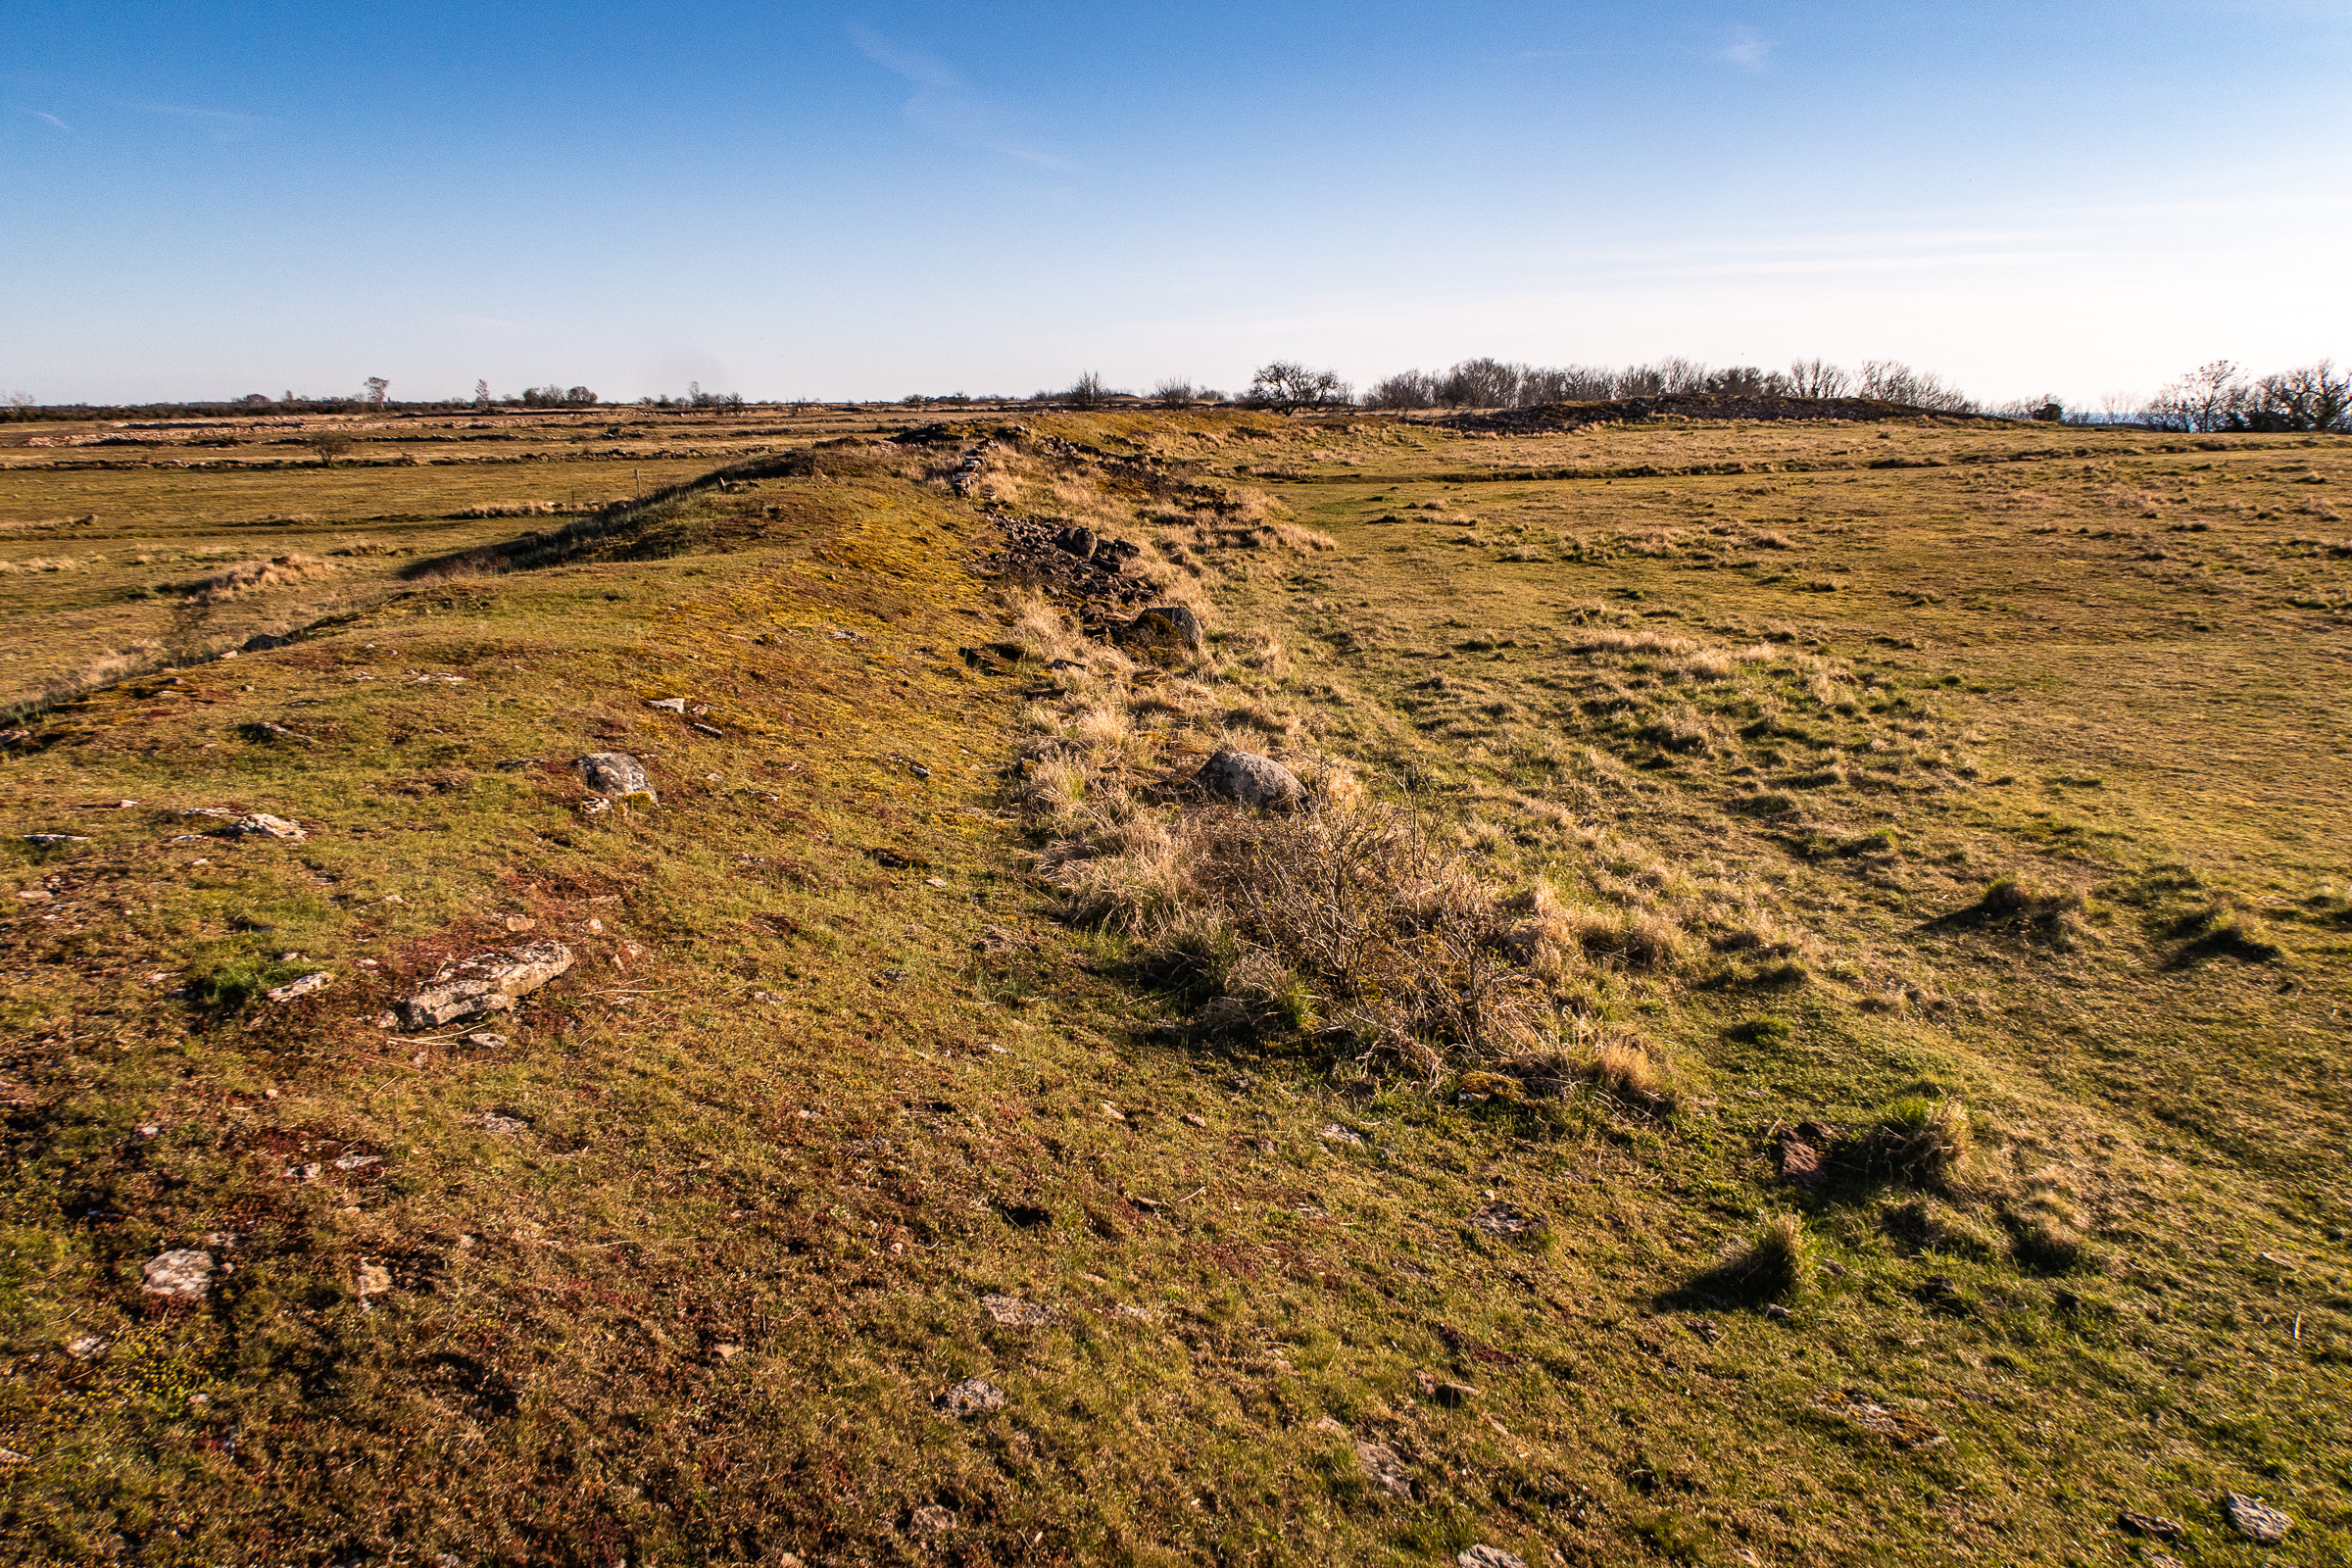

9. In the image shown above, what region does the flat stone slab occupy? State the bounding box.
[399,940,573,1029]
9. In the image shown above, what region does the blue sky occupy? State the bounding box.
[5,1,2348,406]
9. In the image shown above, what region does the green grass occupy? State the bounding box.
[0,407,2346,1565]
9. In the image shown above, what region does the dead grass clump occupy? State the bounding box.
[2163,896,2285,966]
[1740,1213,1813,1298]
[1077,794,1563,1078]
[170,553,338,603]
[1855,1095,1972,1188]
[454,501,564,518]
[1955,876,2085,948]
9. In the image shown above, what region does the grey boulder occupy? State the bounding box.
[577,752,656,803]
[227,811,307,841]
[1197,749,1303,810]
[398,940,574,1030]
[141,1249,215,1300]
[1114,604,1202,659]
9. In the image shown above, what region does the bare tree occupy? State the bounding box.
[306,429,355,466]
[2250,361,2350,431]
[473,379,492,410]
[1364,370,1437,410]
[1064,371,1114,408]
[1246,362,1350,411]
[2149,361,2245,432]
[1151,376,1197,408]
[1434,358,1520,409]
[1857,360,1976,414]
[364,376,390,408]
[1787,358,1849,399]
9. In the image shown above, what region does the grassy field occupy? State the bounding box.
[0,404,2347,1566]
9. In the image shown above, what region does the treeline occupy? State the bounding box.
[2141,360,2350,433]
[1359,356,1976,414]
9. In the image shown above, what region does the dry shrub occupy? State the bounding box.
[0,556,90,574]
[1856,1096,1973,1188]
[1740,1212,1813,1297]
[171,553,337,603]
[453,501,564,518]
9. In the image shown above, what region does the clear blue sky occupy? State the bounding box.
[5,1,2347,407]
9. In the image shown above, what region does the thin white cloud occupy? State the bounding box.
[1715,28,1772,70]
[21,109,72,131]
[846,21,1080,172]
[120,100,262,125]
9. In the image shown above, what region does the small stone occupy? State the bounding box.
[1777,1138,1827,1189]
[1353,1439,1414,1497]
[1319,1122,1364,1147]
[137,1124,160,1138]
[1764,1302,1793,1321]
[909,1504,956,1536]
[2223,1493,2290,1544]
[22,833,86,845]
[1101,1102,1127,1122]
[264,970,332,1003]
[576,751,657,803]
[65,1334,106,1359]
[464,1031,509,1048]
[0,1447,29,1467]
[226,812,306,841]
[476,1111,528,1135]
[939,1376,1006,1417]
[356,1261,392,1296]
[141,1249,215,1299]
[1053,525,1098,559]
[1458,1548,1528,1568]
[713,1343,744,1361]
[1180,1112,1207,1128]
[499,914,535,932]
[332,1153,380,1171]
[2118,1511,2186,1541]
[981,1294,1055,1326]
[398,939,574,1029]
[648,697,687,712]
[1196,750,1304,810]
[1470,1200,1540,1238]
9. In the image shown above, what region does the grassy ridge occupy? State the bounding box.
[0,409,2346,1565]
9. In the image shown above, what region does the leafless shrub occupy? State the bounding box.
[169,553,338,604]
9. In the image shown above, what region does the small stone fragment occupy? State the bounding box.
[1319,1122,1364,1147]
[648,697,687,712]
[909,1505,956,1536]
[1196,749,1304,810]
[65,1334,106,1359]
[464,1031,509,1048]
[499,914,535,932]
[141,1249,216,1300]
[576,751,656,803]
[356,1261,392,1296]
[265,970,333,1003]
[1777,1138,1827,1189]
[332,1153,380,1171]
[1458,1548,1528,1568]
[2118,1511,2186,1541]
[939,1377,1006,1418]
[1101,1102,1127,1122]
[1470,1200,1540,1238]
[981,1294,1055,1326]
[226,812,306,841]
[1353,1439,1414,1497]
[2224,1493,2290,1544]
[476,1111,528,1135]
